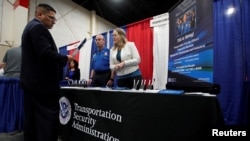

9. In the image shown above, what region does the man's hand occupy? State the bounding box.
[67,55,74,62]
[0,63,6,69]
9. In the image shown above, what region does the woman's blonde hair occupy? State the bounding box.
[112,28,127,50]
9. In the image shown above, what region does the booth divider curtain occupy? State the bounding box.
[242,0,250,125]
[108,30,114,49]
[68,49,79,62]
[126,18,153,83]
[214,0,250,125]
[152,13,169,90]
[59,46,68,80]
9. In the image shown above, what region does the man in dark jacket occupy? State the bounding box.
[20,3,73,141]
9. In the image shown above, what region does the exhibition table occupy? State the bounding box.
[59,87,224,141]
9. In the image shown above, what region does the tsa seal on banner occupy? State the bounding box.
[59,96,71,125]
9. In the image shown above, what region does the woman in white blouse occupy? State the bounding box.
[110,28,142,89]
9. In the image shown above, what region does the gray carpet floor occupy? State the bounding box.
[0,131,23,141]
[0,131,62,141]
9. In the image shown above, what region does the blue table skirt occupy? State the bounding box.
[0,78,24,133]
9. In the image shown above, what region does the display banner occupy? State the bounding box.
[59,88,224,141]
[168,0,214,89]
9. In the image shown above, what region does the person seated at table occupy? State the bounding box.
[0,46,22,78]
[65,59,80,80]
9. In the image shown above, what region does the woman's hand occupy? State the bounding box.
[114,62,125,71]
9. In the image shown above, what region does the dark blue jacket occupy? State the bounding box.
[20,18,68,93]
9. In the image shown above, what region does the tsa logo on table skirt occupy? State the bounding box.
[59,96,72,125]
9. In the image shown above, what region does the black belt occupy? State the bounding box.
[95,70,111,75]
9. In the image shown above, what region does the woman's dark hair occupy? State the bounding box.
[69,59,79,69]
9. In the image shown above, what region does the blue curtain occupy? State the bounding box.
[0,78,24,132]
[108,30,114,49]
[241,0,250,125]
[214,0,250,125]
[59,46,68,79]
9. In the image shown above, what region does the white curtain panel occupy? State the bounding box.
[152,13,169,89]
[79,38,92,80]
